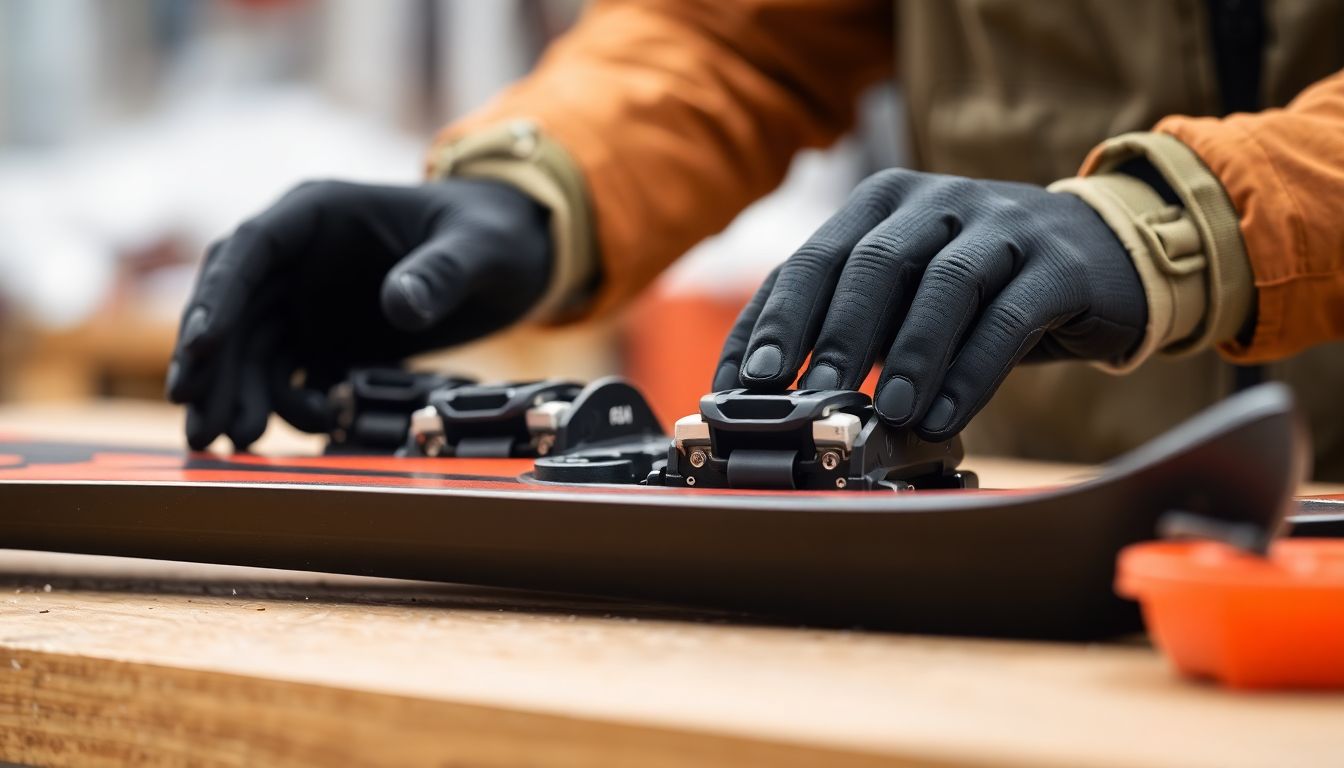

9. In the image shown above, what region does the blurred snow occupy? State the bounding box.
[0,0,898,329]
[0,87,424,327]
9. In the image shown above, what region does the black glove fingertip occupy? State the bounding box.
[228,388,271,452]
[227,416,267,453]
[381,272,437,332]
[179,306,213,354]
[185,405,221,451]
[740,345,786,386]
[874,376,916,424]
[801,362,840,390]
[915,394,958,438]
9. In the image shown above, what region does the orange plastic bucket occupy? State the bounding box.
[1116,538,1344,689]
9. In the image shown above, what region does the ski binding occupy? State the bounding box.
[326,368,472,453]
[651,389,975,491]
[406,377,664,459]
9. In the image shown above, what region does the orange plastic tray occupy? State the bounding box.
[1116,539,1344,689]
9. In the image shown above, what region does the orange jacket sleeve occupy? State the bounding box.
[435,0,894,316]
[1155,69,1344,362]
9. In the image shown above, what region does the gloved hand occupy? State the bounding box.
[166,178,551,450]
[714,169,1148,440]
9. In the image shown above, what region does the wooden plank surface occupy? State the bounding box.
[0,401,1342,768]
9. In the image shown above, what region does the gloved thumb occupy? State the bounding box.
[380,230,494,332]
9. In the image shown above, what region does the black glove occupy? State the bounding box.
[714,169,1147,440]
[166,178,551,450]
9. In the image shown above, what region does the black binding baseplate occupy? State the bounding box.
[649,389,976,491]
[326,368,474,454]
[405,376,666,461]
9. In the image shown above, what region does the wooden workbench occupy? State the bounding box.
[0,402,1341,768]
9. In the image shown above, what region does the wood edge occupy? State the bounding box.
[0,648,961,768]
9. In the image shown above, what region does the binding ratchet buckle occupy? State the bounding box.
[656,389,976,491]
[407,377,664,460]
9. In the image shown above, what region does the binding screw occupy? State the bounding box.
[536,435,555,456]
[689,449,707,468]
[835,477,847,489]
[686,475,697,486]
[820,451,840,470]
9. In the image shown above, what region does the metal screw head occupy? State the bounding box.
[536,435,555,456]
[686,475,697,486]
[820,451,840,471]
[835,477,848,489]
[689,449,707,468]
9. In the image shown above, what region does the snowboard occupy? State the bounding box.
[0,383,1334,639]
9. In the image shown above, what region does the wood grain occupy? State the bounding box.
[0,648,916,768]
[0,402,1341,767]
[1,552,1342,768]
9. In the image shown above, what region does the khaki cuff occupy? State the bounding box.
[1082,132,1254,354]
[1049,174,1208,372]
[427,120,598,324]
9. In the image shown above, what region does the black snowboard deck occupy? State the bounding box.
[0,385,1335,639]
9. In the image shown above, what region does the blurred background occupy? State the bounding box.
[0,0,899,431]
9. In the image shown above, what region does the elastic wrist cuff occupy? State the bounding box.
[1080,132,1253,352]
[427,120,597,324]
[1049,173,1209,373]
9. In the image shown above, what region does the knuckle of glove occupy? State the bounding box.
[786,240,846,276]
[848,233,903,267]
[923,249,986,293]
[929,174,982,202]
[982,300,1039,341]
[856,167,920,199]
